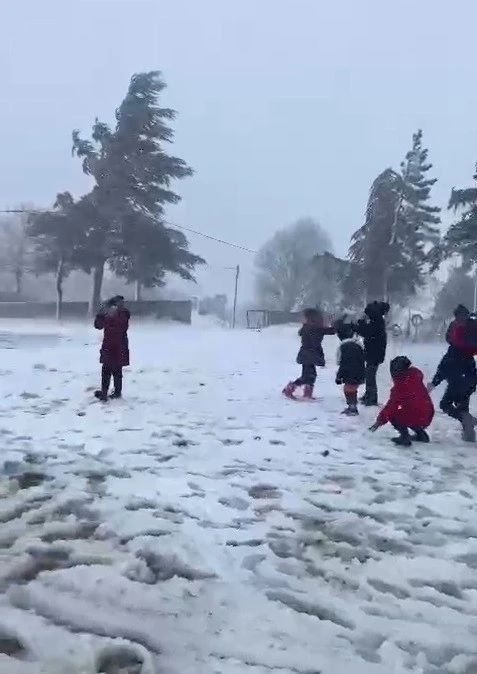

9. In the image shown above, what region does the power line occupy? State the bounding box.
[165,222,257,255]
[0,208,258,255]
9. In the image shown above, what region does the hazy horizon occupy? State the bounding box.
[1,0,476,302]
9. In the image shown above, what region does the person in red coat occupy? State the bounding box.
[370,356,434,446]
[445,304,470,346]
[94,295,130,401]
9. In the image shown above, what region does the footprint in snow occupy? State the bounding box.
[248,484,281,499]
[95,643,154,674]
[172,438,196,447]
[218,495,250,511]
[15,471,48,490]
[0,631,29,660]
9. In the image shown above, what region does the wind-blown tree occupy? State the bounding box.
[72,71,202,307]
[445,163,477,266]
[110,216,204,299]
[255,217,333,311]
[347,168,402,302]
[28,193,87,318]
[347,130,441,304]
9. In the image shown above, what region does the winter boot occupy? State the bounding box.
[363,394,378,407]
[460,412,477,442]
[342,390,359,415]
[282,382,297,399]
[110,370,123,399]
[391,432,412,447]
[303,384,314,400]
[411,428,430,443]
[94,390,108,402]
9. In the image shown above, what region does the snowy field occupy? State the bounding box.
[0,319,477,674]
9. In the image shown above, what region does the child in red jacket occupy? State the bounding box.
[370,356,434,446]
[94,295,130,401]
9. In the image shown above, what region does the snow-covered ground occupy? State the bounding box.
[0,319,476,674]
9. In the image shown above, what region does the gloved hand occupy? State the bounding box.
[335,377,343,385]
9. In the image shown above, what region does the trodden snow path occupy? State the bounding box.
[0,321,476,673]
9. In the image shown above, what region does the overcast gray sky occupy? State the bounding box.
[1,0,476,300]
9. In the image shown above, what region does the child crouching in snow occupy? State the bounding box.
[282,307,335,400]
[370,356,434,446]
[335,320,365,416]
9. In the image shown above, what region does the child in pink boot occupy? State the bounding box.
[283,308,335,400]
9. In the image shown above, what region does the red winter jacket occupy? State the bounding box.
[94,308,130,369]
[376,366,434,429]
[447,320,477,357]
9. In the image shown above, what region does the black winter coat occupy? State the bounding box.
[353,316,387,366]
[445,320,457,345]
[336,338,366,386]
[296,324,335,366]
[431,345,477,396]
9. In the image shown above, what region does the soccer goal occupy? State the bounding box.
[246,310,270,330]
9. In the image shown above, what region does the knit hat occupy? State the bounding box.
[390,356,411,379]
[365,301,390,319]
[336,321,354,341]
[454,304,470,319]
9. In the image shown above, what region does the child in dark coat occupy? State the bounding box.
[335,321,365,416]
[353,300,390,406]
[428,323,477,442]
[283,308,335,400]
[370,356,434,446]
[94,295,130,401]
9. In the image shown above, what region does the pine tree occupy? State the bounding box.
[445,164,477,265]
[110,216,204,300]
[401,130,440,235]
[346,130,441,304]
[398,129,441,281]
[72,71,203,306]
[347,168,402,302]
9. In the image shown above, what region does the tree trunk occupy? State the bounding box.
[56,259,65,321]
[90,261,105,314]
[135,280,142,302]
[15,268,22,296]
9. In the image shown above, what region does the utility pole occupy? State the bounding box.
[232,264,240,328]
[473,273,477,313]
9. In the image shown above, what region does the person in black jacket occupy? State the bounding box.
[428,340,477,442]
[283,308,335,400]
[353,300,390,406]
[335,321,365,416]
